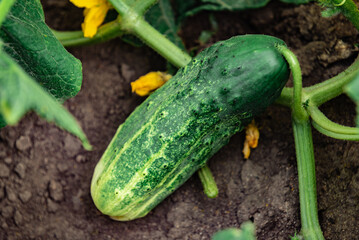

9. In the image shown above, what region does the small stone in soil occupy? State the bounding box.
[13,210,23,226]
[75,154,87,163]
[4,157,12,165]
[1,205,14,218]
[56,162,69,173]
[19,190,32,203]
[48,180,64,202]
[1,220,8,229]
[15,136,32,151]
[0,163,10,177]
[6,187,17,202]
[64,135,81,158]
[14,163,26,179]
[47,198,59,213]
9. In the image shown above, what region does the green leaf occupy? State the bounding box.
[280,0,312,4]
[145,0,185,50]
[345,74,359,127]
[0,49,91,150]
[175,0,271,19]
[0,0,82,101]
[175,0,311,21]
[212,222,256,240]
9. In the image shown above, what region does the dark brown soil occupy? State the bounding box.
[0,1,358,240]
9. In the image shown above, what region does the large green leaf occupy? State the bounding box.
[345,74,359,127]
[0,49,91,150]
[212,222,256,240]
[0,0,82,101]
[174,0,311,20]
[280,0,311,3]
[174,0,270,19]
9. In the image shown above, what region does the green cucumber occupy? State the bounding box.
[91,34,290,221]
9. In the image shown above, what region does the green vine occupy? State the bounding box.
[52,0,359,239]
[277,45,325,240]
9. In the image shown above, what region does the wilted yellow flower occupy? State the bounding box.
[131,72,172,97]
[242,120,260,159]
[70,0,111,38]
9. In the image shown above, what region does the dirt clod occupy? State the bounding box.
[56,162,69,173]
[6,187,17,202]
[1,205,14,218]
[15,136,32,151]
[4,157,12,165]
[48,180,64,202]
[14,162,26,179]
[0,163,10,177]
[13,210,23,226]
[19,190,32,203]
[75,154,87,163]
[47,198,59,213]
[63,135,82,158]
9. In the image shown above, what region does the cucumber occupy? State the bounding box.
[91,34,290,221]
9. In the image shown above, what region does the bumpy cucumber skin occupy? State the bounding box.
[91,35,289,221]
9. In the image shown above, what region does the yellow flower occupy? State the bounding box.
[70,0,111,38]
[242,120,260,159]
[131,72,172,97]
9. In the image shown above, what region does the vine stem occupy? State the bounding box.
[306,56,359,106]
[108,0,192,68]
[276,45,307,121]
[276,45,325,240]
[0,0,15,27]
[308,105,359,136]
[53,19,124,47]
[292,120,324,240]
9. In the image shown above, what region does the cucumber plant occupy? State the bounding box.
[2,0,359,239]
[54,0,359,239]
[56,1,359,239]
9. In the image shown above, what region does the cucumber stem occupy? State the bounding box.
[198,164,219,198]
[109,0,192,68]
[293,120,324,240]
[0,0,15,27]
[276,45,307,121]
[276,87,293,107]
[277,45,325,240]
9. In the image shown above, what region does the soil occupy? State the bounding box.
[1,1,359,240]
